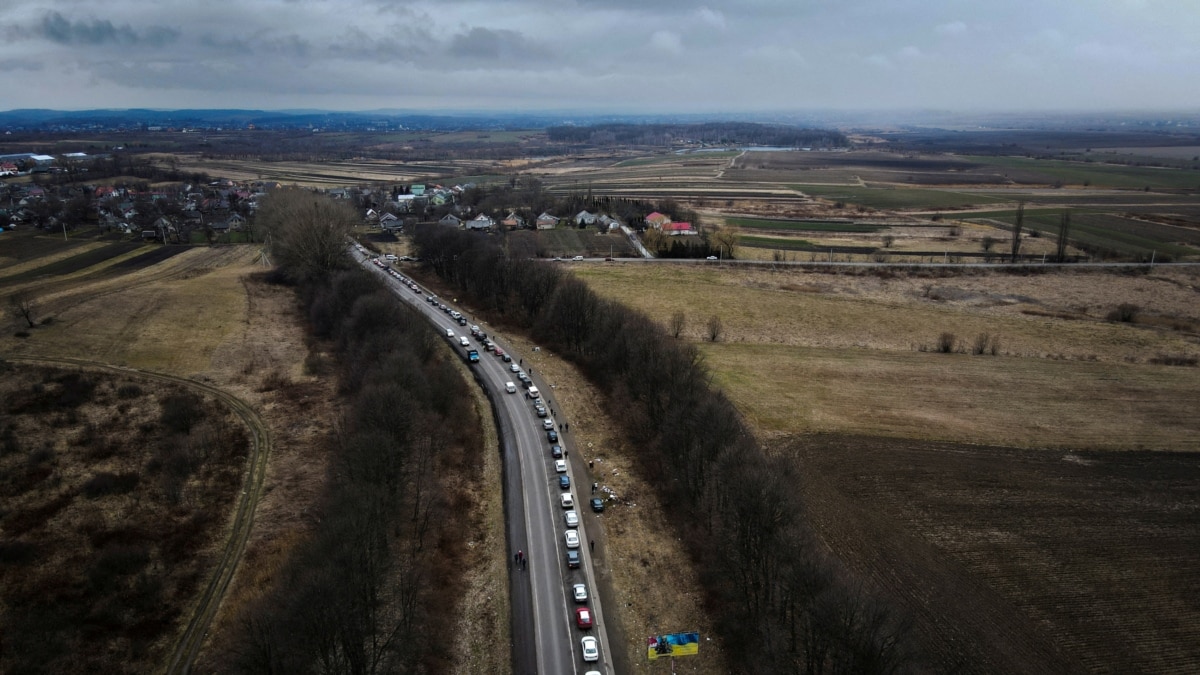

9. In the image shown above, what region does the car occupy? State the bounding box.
[564,529,580,548]
[385,253,398,261]
[550,445,563,459]
[558,474,570,489]
[590,497,605,513]
[566,549,580,568]
[505,382,517,393]
[581,635,599,662]
[494,348,505,357]
[564,509,578,527]
[518,373,531,385]
[572,582,588,603]
[604,256,613,261]
[555,459,567,473]
[510,363,520,373]
[458,317,468,325]
[547,429,558,443]
[576,607,593,629]
[502,353,512,362]
[485,341,495,352]
[535,405,547,417]
[572,255,584,261]
[706,255,718,260]
[445,328,455,338]
[543,419,555,431]
[560,493,574,508]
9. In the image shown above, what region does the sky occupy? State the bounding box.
[1,0,1198,113]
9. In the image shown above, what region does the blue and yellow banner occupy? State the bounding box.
[647,632,700,660]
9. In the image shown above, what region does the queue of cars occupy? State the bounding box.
[370,251,604,667]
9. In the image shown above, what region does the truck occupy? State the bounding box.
[467,349,480,363]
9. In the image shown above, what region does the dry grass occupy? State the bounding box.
[709,343,1200,450]
[575,263,1200,451]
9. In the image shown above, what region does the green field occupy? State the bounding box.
[726,217,884,233]
[737,235,816,251]
[966,155,1200,190]
[965,210,1200,260]
[793,185,1007,210]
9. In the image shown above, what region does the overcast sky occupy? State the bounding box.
[2,0,1198,113]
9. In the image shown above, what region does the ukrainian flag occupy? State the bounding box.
[647,632,700,660]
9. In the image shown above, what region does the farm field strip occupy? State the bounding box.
[726,216,885,232]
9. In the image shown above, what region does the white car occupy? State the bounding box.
[384,253,398,261]
[555,459,567,473]
[543,419,555,431]
[581,636,599,662]
[572,255,584,261]
[510,363,520,373]
[564,529,580,549]
[572,582,588,603]
[706,255,718,260]
[505,382,517,393]
[445,328,455,338]
[560,493,574,508]
[564,509,578,527]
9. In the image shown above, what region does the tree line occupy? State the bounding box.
[413,225,916,674]
[547,122,849,148]
[222,193,483,673]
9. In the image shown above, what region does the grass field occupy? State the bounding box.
[794,184,1008,210]
[963,210,1200,260]
[725,216,885,232]
[573,262,1200,449]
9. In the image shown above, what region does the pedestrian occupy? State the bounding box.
[566,423,569,432]
[590,540,595,552]
[559,422,563,431]
[519,358,522,365]
[589,460,593,470]
[591,483,596,494]
[514,552,519,565]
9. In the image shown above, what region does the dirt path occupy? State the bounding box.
[3,355,272,675]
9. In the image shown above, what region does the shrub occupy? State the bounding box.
[159,392,203,434]
[972,333,1000,356]
[82,472,141,499]
[1148,353,1198,367]
[0,540,38,565]
[1107,303,1140,323]
[936,332,958,353]
[116,383,144,399]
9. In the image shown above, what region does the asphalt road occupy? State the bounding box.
[354,247,613,675]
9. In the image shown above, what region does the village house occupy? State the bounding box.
[662,221,696,236]
[439,213,462,227]
[645,211,672,229]
[502,212,525,229]
[575,210,597,226]
[466,213,495,231]
[536,212,560,230]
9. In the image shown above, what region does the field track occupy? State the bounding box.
[3,355,272,675]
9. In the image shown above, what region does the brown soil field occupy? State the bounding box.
[787,435,1200,674]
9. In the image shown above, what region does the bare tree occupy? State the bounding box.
[706,315,723,342]
[8,291,37,328]
[1056,211,1071,262]
[712,227,739,259]
[669,311,686,339]
[881,234,895,249]
[980,235,995,253]
[257,188,358,283]
[1010,202,1024,263]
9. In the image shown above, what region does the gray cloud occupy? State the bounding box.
[0,0,1196,112]
[36,10,179,47]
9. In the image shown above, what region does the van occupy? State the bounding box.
[526,386,540,399]
[505,382,517,393]
[459,336,470,347]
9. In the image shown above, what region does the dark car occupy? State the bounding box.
[547,429,559,443]
[559,474,570,489]
[566,549,581,568]
[590,497,605,513]
[550,445,563,459]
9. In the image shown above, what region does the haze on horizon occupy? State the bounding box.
[2,0,1198,114]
